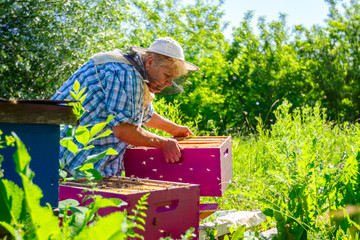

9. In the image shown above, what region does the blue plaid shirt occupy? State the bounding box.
[51,60,154,176]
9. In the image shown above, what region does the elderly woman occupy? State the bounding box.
[52,37,199,176]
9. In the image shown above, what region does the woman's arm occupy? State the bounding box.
[112,123,182,163]
[143,112,193,137]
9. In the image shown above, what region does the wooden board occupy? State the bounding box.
[0,100,78,125]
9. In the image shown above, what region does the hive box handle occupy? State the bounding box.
[155,199,179,213]
[223,148,229,158]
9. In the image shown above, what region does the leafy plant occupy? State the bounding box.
[224,225,246,240]
[0,132,63,239]
[126,193,149,240]
[59,80,118,181]
[58,191,149,240]
[204,100,360,239]
[0,131,150,239]
[0,130,15,178]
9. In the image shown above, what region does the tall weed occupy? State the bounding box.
[205,100,360,239]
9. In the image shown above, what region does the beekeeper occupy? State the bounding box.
[52,37,200,176]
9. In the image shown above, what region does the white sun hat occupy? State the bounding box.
[130,37,200,72]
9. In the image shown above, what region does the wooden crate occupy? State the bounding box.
[124,136,232,197]
[59,177,200,240]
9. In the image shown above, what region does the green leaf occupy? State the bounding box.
[231,225,246,239]
[83,145,95,150]
[106,115,115,122]
[68,206,88,215]
[262,208,274,217]
[70,90,78,101]
[136,217,145,225]
[90,122,108,139]
[84,148,118,165]
[75,126,91,146]
[136,224,145,231]
[77,87,86,98]
[84,168,103,181]
[93,130,113,140]
[73,80,80,93]
[74,212,127,240]
[22,177,62,239]
[65,126,74,137]
[59,170,67,179]
[79,163,94,171]
[79,93,87,104]
[59,199,80,210]
[0,179,24,223]
[5,135,15,146]
[92,196,127,210]
[11,133,62,239]
[12,132,31,178]
[60,138,79,154]
[106,148,118,155]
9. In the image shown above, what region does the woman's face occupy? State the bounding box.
[145,56,176,93]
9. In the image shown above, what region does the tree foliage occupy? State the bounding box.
[219,0,360,133]
[0,0,132,98]
[1,0,360,133]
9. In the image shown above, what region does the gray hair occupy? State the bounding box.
[141,52,187,78]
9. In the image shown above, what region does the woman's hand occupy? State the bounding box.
[170,125,194,137]
[159,137,183,163]
[143,112,194,137]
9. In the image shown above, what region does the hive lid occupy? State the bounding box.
[0,99,78,125]
[61,176,199,195]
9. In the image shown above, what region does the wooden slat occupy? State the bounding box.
[127,136,230,149]
[0,101,78,125]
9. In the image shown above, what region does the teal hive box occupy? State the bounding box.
[0,99,77,207]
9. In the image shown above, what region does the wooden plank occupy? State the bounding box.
[128,136,230,149]
[0,100,78,125]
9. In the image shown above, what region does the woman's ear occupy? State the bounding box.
[145,55,154,70]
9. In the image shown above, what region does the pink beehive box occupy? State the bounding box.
[124,136,232,197]
[59,177,200,239]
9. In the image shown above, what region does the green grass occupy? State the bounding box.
[202,101,360,239]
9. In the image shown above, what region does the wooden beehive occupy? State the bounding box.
[0,99,77,207]
[124,136,232,197]
[59,177,200,240]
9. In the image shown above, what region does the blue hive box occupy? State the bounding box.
[0,100,77,207]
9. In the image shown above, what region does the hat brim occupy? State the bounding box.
[130,46,200,72]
